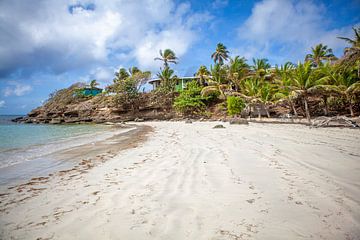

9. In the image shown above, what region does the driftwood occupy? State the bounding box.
[312,116,360,128]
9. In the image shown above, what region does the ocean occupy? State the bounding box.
[0,115,114,185]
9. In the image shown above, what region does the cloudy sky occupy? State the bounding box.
[0,0,359,114]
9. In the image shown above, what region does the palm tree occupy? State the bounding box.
[154,49,178,68]
[252,58,271,77]
[332,66,360,116]
[156,67,178,92]
[259,82,274,118]
[114,68,130,82]
[195,65,210,86]
[273,62,298,117]
[228,56,249,91]
[291,61,325,122]
[305,43,336,67]
[211,43,229,65]
[89,79,99,88]
[239,77,263,119]
[337,26,360,77]
[201,64,228,99]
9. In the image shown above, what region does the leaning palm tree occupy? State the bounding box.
[305,43,336,67]
[154,49,178,68]
[195,65,210,86]
[211,43,229,65]
[337,26,360,77]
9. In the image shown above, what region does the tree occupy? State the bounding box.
[154,49,178,68]
[110,67,151,110]
[274,62,298,117]
[337,26,360,77]
[114,68,130,82]
[195,65,210,86]
[211,43,229,65]
[305,43,336,67]
[89,79,99,89]
[252,58,271,77]
[291,61,325,122]
[227,56,249,91]
[201,64,228,100]
[173,81,207,115]
[156,67,178,93]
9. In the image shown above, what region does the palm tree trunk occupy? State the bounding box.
[349,103,354,117]
[323,96,328,116]
[303,96,311,123]
[289,99,298,118]
[257,105,261,120]
[265,105,270,118]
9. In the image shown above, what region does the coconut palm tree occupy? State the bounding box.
[114,68,130,82]
[227,56,249,91]
[201,64,228,99]
[291,61,326,122]
[211,43,229,65]
[259,82,274,118]
[154,49,178,68]
[89,79,99,88]
[305,43,336,67]
[332,66,360,116]
[273,62,298,117]
[252,58,271,77]
[156,67,178,92]
[195,65,210,86]
[337,26,360,77]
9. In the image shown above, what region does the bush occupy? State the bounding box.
[173,81,207,115]
[227,96,245,116]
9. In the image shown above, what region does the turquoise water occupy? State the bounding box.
[0,115,107,150]
[0,115,114,172]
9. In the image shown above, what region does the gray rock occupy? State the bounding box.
[185,119,192,124]
[134,118,144,122]
[213,124,225,129]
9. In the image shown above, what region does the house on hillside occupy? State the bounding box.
[148,76,200,91]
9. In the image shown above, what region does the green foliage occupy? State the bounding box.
[227,96,245,116]
[156,66,178,93]
[173,81,207,115]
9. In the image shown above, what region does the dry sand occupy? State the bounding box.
[0,121,359,240]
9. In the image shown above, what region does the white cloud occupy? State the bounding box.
[0,100,5,108]
[3,82,33,97]
[212,0,229,8]
[237,0,357,64]
[0,0,211,76]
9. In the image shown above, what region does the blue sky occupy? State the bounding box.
[0,0,359,114]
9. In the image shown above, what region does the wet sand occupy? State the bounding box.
[0,122,359,239]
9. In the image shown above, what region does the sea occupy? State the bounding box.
[0,115,114,185]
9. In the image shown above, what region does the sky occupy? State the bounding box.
[0,0,359,114]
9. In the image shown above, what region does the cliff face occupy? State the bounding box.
[15,85,176,124]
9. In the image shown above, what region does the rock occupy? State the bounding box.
[185,119,192,124]
[213,124,225,129]
[134,118,144,122]
[229,118,248,125]
[50,118,62,124]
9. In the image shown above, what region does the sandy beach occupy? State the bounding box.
[0,122,359,240]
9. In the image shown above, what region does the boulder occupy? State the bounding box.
[185,119,192,124]
[213,124,225,129]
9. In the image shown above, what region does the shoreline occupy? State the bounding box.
[0,122,359,239]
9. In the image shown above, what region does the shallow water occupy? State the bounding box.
[0,115,113,184]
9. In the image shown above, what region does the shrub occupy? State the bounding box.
[227,96,245,116]
[173,81,207,115]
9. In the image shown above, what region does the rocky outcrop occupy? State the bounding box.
[14,89,176,124]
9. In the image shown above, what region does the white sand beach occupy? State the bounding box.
[1,122,360,240]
